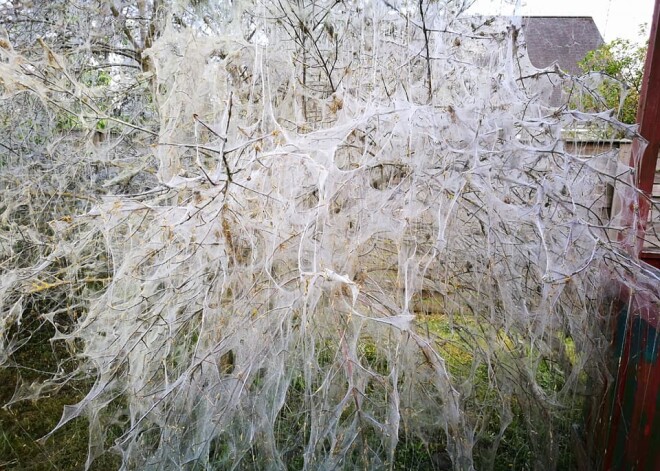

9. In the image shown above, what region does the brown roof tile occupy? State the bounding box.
[522,16,605,75]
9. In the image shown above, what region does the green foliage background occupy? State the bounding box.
[575,35,647,124]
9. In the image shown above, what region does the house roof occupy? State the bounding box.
[522,16,604,75]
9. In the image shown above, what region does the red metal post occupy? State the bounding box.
[631,0,660,267]
[602,4,660,469]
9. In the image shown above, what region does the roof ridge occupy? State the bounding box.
[522,16,596,19]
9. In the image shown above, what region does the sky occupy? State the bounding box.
[0,1,653,43]
[466,0,655,43]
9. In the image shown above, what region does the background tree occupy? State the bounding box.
[574,36,647,124]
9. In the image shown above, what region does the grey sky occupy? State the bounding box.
[466,0,655,43]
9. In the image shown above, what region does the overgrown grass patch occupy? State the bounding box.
[1,307,590,470]
[0,314,121,470]
[419,312,586,471]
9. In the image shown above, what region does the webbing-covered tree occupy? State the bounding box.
[1,1,655,470]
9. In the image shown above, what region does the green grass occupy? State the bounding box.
[0,315,121,470]
[418,312,585,471]
[1,307,589,470]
